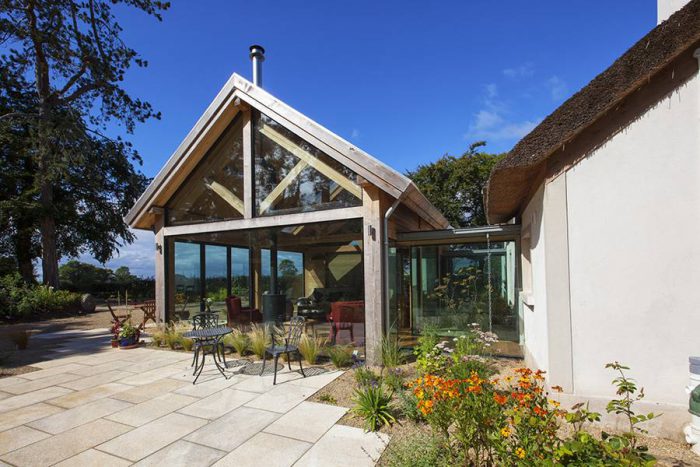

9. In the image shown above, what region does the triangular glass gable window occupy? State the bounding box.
[253,112,362,216]
[167,116,245,225]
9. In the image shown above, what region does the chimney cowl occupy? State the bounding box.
[249,45,265,87]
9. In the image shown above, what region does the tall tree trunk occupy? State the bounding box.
[39,180,59,287]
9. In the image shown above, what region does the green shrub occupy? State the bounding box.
[327,344,353,368]
[319,394,337,405]
[225,328,250,356]
[165,330,182,350]
[379,334,404,368]
[298,334,324,364]
[0,273,81,319]
[181,337,194,352]
[247,323,269,359]
[351,384,395,431]
[383,432,453,467]
[354,366,380,388]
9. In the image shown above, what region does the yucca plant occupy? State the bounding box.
[327,344,354,368]
[248,323,269,359]
[298,334,325,364]
[351,384,396,431]
[226,328,250,356]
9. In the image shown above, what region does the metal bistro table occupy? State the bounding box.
[182,326,232,384]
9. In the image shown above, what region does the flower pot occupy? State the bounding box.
[119,336,137,348]
[111,339,118,348]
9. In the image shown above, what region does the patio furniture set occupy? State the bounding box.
[183,311,307,385]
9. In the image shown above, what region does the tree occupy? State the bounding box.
[0,0,169,286]
[407,142,504,228]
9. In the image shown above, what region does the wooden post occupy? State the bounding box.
[362,185,388,366]
[154,214,166,323]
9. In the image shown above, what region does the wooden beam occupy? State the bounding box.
[242,113,253,219]
[259,124,362,199]
[258,160,308,214]
[205,180,245,215]
[163,205,364,237]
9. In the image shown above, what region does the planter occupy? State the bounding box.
[111,339,118,348]
[119,336,138,348]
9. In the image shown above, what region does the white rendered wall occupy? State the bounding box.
[520,186,549,373]
[565,72,700,406]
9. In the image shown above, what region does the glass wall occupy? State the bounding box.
[167,116,245,225]
[204,245,227,315]
[389,240,518,343]
[173,242,202,318]
[253,112,362,216]
[231,247,250,307]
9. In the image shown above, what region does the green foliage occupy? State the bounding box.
[225,328,250,356]
[406,142,504,227]
[379,334,404,368]
[298,334,324,364]
[354,366,380,388]
[180,337,194,352]
[318,394,337,405]
[247,323,269,359]
[118,322,138,339]
[383,432,453,467]
[0,0,168,286]
[408,363,657,465]
[326,344,353,368]
[0,273,81,319]
[351,384,396,432]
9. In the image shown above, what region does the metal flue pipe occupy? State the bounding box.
[249,45,265,87]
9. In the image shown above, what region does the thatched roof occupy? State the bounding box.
[486,0,700,223]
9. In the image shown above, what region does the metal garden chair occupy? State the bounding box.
[260,316,307,385]
[190,312,224,373]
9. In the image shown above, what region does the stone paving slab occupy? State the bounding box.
[0,372,83,395]
[0,425,50,456]
[110,378,189,404]
[28,397,132,434]
[0,402,65,432]
[214,432,312,467]
[177,388,258,420]
[184,406,281,452]
[0,386,73,414]
[54,448,132,467]
[0,335,389,467]
[97,412,208,462]
[294,424,390,467]
[132,440,226,467]
[244,382,316,414]
[58,369,135,391]
[105,392,198,427]
[47,382,132,409]
[0,418,131,467]
[264,401,348,443]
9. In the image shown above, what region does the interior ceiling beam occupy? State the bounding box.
[205,180,245,215]
[258,160,309,214]
[258,124,363,200]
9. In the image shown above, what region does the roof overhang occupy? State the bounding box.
[127,73,449,231]
[486,0,700,224]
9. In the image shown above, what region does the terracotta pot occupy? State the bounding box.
[111,339,118,348]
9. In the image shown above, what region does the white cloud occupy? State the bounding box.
[350,128,360,139]
[546,75,568,101]
[465,83,540,144]
[503,62,535,79]
[64,228,156,278]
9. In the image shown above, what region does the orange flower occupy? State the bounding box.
[493,393,508,405]
[533,406,548,417]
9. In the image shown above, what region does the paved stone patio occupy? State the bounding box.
[0,329,389,466]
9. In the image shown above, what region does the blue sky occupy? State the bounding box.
[70,0,655,277]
